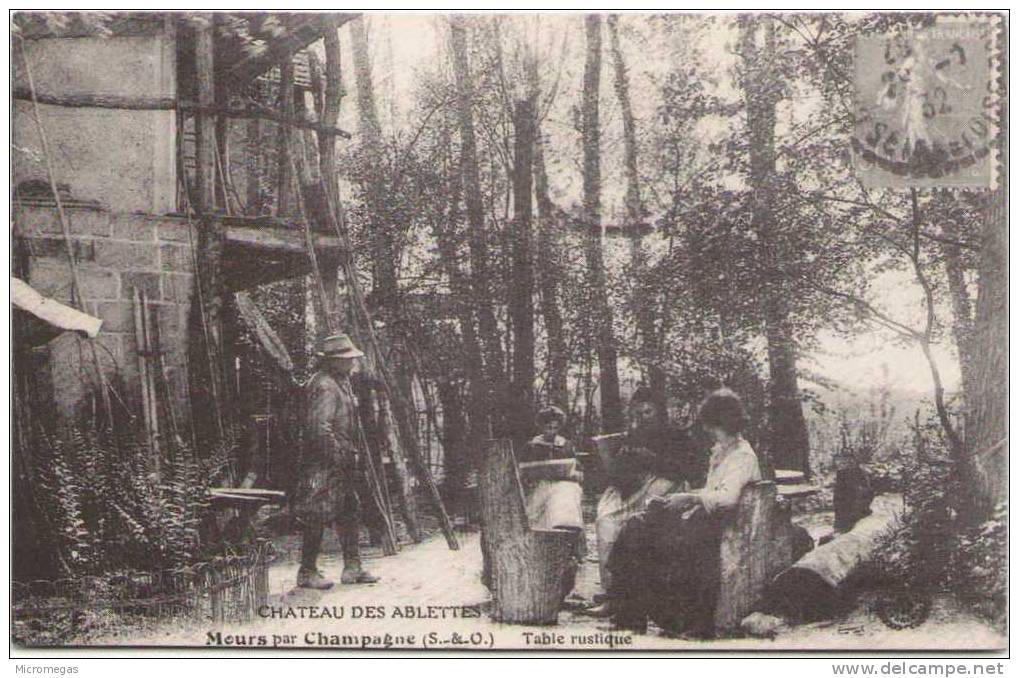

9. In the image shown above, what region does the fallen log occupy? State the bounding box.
[769,493,903,620]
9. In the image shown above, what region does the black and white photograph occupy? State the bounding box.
[7,9,1009,656]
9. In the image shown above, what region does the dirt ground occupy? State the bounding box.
[110,519,1004,652]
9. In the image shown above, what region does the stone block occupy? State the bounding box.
[95,240,159,270]
[93,300,136,333]
[121,271,162,299]
[78,267,121,300]
[111,214,157,241]
[69,210,113,237]
[27,258,73,299]
[157,221,194,243]
[156,302,187,337]
[160,243,194,272]
[13,207,58,236]
[29,236,96,262]
[93,331,125,370]
[161,272,194,303]
[15,208,111,238]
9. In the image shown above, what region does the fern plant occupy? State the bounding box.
[25,424,231,577]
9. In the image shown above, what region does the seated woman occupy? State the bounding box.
[607,388,762,637]
[585,387,700,617]
[518,406,584,533]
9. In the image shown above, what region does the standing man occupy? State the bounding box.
[296,333,380,589]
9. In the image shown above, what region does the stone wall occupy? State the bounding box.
[14,205,196,423]
[13,33,177,214]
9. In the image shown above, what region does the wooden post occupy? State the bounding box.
[132,288,161,477]
[478,439,576,625]
[194,15,217,214]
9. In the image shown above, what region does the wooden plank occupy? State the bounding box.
[194,16,217,213]
[234,291,295,373]
[210,487,285,498]
[774,468,806,484]
[224,225,344,254]
[132,288,160,478]
[777,483,821,499]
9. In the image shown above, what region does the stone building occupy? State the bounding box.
[12,13,352,427]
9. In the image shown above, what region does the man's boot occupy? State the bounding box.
[339,521,379,584]
[297,568,335,590]
[581,600,615,618]
[297,519,334,590]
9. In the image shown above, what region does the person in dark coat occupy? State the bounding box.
[295,333,380,590]
[585,387,702,617]
[607,389,762,637]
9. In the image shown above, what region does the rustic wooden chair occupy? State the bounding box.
[714,480,800,632]
[478,439,579,625]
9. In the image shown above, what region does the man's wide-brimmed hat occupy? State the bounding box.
[316,333,365,358]
[537,405,566,424]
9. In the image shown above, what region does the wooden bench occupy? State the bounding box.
[478,439,579,625]
[715,480,801,632]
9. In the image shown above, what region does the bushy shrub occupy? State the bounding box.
[862,414,1006,630]
[952,503,1007,630]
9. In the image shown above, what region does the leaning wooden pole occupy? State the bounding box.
[286,136,399,556]
[314,22,459,550]
[133,288,161,477]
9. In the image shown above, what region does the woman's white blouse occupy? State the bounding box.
[696,437,762,514]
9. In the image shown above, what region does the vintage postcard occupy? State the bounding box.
[8,10,1008,655]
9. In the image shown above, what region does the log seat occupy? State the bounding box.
[714,480,804,632]
[478,439,579,625]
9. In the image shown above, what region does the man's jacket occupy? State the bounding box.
[303,370,360,468]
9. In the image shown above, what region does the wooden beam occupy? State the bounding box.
[224,225,344,255]
[194,16,216,213]
[11,88,353,139]
[219,13,359,88]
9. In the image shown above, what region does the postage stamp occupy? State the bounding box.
[852,15,1002,189]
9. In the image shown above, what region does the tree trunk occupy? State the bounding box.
[527,58,569,412]
[194,15,217,215]
[450,15,508,437]
[433,117,488,511]
[350,14,416,431]
[607,15,666,408]
[581,14,624,434]
[764,313,808,477]
[940,212,977,408]
[509,98,536,447]
[350,16,398,321]
[738,16,809,477]
[318,19,343,211]
[966,29,1008,520]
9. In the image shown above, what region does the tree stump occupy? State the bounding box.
[714,481,799,632]
[478,439,576,625]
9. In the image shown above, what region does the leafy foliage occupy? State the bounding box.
[28,427,230,576]
[863,411,1005,628]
